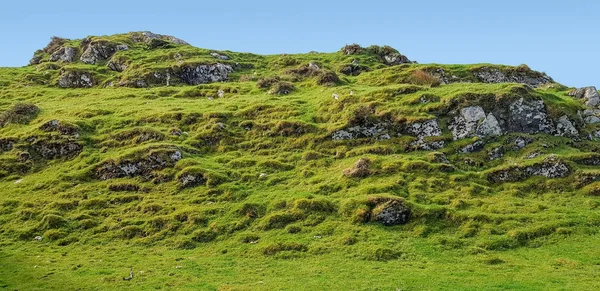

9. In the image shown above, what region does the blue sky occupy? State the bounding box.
[0,0,598,87]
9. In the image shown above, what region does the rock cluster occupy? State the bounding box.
[80,40,129,64]
[176,63,233,85]
[58,70,94,88]
[487,155,570,183]
[96,149,182,180]
[472,67,553,87]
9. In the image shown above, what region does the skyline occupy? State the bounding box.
[0,0,598,88]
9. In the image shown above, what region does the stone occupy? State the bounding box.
[488,146,505,160]
[108,59,128,72]
[450,106,485,140]
[178,173,206,188]
[507,98,554,134]
[382,53,411,65]
[210,52,229,60]
[569,87,600,107]
[58,70,94,88]
[331,122,389,140]
[308,62,320,70]
[96,149,182,180]
[555,115,579,137]
[39,120,78,136]
[407,119,442,138]
[31,138,82,159]
[176,63,233,85]
[487,155,570,183]
[133,31,189,45]
[473,67,552,87]
[373,200,411,226]
[477,113,503,137]
[0,138,15,152]
[80,41,128,64]
[513,136,531,150]
[343,158,371,178]
[460,140,485,153]
[50,47,77,62]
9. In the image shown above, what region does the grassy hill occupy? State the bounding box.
[1,31,599,290]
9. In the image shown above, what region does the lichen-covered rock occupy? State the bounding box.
[487,155,570,183]
[331,123,390,140]
[407,119,442,138]
[80,41,128,64]
[460,140,485,153]
[450,106,502,140]
[178,173,206,188]
[58,70,94,88]
[372,200,411,226]
[581,109,600,124]
[175,63,233,85]
[96,149,182,180]
[382,53,411,66]
[488,146,505,160]
[132,31,189,45]
[507,98,554,134]
[512,136,532,150]
[472,67,552,87]
[50,47,77,62]
[569,86,600,107]
[30,138,82,159]
[210,52,229,60]
[107,58,128,72]
[555,115,579,137]
[39,120,79,136]
[0,138,16,152]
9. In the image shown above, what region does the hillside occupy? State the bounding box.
[1,31,600,290]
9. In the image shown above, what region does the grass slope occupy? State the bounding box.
[0,32,599,290]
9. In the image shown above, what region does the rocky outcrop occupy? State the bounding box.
[450,106,502,140]
[30,137,82,159]
[372,200,411,226]
[40,120,79,137]
[569,87,600,107]
[50,47,77,62]
[382,53,411,66]
[175,63,233,85]
[487,155,570,183]
[210,52,229,60]
[472,67,553,87]
[332,122,390,140]
[58,70,94,88]
[0,138,15,152]
[555,115,579,137]
[96,148,182,180]
[459,140,485,153]
[131,31,189,45]
[507,98,554,134]
[178,173,206,188]
[407,119,444,150]
[80,41,129,64]
[107,58,128,72]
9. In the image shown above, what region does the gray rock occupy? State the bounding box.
[487,155,570,183]
[80,42,128,64]
[108,59,128,72]
[507,98,554,134]
[31,138,82,159]
[569,86,600,107]
[96,149,181,180]
[331,123,389,140]
[178,173,206,188]
[308,62,320,70]
[135,31,189,45]
[473,67,552,87]
[407,119,442,138]
[210,52,229,60]
[373,200,411,226]
[450,107,503,140]
[555,115,579,137]
[460,140,485,153]
[50,47,77,62]
[58,71,94,88]
[383,53,411,65]
[513,136,531,150]
[488,146,504,160]
[176,63,233,85]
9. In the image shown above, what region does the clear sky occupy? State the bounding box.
[0,0,598,88]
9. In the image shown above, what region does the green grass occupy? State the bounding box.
[0,32,599,290]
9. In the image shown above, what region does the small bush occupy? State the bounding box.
[263,242,308,255]
[316,71,340,86]
[341,44,363,55]
[43,36,67,53]
[410,70,441,87]
[0,103,40,127]
[257,76,280,89]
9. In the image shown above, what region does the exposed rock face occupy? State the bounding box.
[472,67,553,87]
[581,109,600,124]
[210,52,229,60]
[50,47,77,62]
[487,155,570,183]
[339,64,364,76]
[372,200,411,226]
[80,41,129,64]
[450,106,502,140]
[507,98,554,134]
[382,53,411,65]
[332,123,390,140]
[175,63,233,85]
[107,58,128,72]
[96,149,182,180]
[569,87,600,107]
[460,140,485,153]
[132,31,189,45]
[58,71,94,88]
[30,138,82,159]
[0,138,15,152]
[178,173,206,188]
[407,119,442,138]
[555,115,579,137]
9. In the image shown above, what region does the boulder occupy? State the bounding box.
[507,98,554,134]
[107,58,128,72]
[175,63,233,85]
[569,87,600,107]
[488,146,505,160]
[331,122,390,140]
[96,149,182,180]
[50,47,77,62]
[382,53,411,66]
[80,41,128,64]
[372,200,411,226]
[555,115,579,137]
[407,119,442,138]
[460,140,485,154]
[58,70,94,88]
[133,31,189,45]
[472,67,552,87]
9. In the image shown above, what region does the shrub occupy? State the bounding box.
[269,81,295,95]
[316,71,340,86]
[410,69,441,87]
[365,45,399,57]
[341,44,363,55]
[257,76,280,89]
[0,103,40,127]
